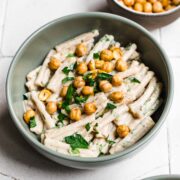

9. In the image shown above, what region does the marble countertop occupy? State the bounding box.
[0,0,179,179]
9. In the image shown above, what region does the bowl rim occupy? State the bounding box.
[142,174,180,180]
[6,12,174,163]
[112,0,180,17]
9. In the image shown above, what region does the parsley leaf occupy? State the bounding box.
[106,139,115,145]
[61,101,71,113]
[65,134,89,150]
[74,95,88,104]
[97,73,112,81]
[57,111,68,123]
[62,63,76,75]
[29,117,36,128]
[93,53,100,59]
[83,73,95,86]
[66,53,75,58]
[65,84,75,104]
[85,123,91,131]
[130,77,141,84]
[106,103,117,110]
[62,77,74,84]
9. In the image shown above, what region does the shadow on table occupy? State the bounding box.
[0,108,91,174]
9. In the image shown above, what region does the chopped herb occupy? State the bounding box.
[93,123,99,134]
[106,103,117,110]
[62,77,74,84]
[97,73,112,81]
[93,53,100,59]
[66,53,75,58]
[23,94,28,100]
[65,134,89,150]
[83,73,95,86]
[85,123,91,131]
[65,84,75,103]
[70,148,80,155]
[62,63,76,75]
[57,111,68,123]
[61,101,71,113]
[129,77,141,84]
[74,95,88,104]
[106,139,115,145]
[29,117,36,128]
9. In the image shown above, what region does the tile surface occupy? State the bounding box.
[0,0,180,179]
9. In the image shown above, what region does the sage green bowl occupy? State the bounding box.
[6,12,173,169]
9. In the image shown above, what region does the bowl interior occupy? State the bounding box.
[7,13,171,161]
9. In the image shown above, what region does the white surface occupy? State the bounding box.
[0,0,179,179]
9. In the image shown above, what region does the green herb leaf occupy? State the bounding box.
[66,53,75,58]
[97,73,112,81]
[83,73,95,86]
[85,123,91,131]
[62,77,74,84]
[74,95,89,104]
[29,117,36,128]
[65,134,89,150]
[65,84,75,103]
[106,103,117,110]
[61,101,71,113]
[130,77,141,84]
[106,139,115,145]
[23,94,28,100]
[57,111,68,123]
[93,53,100,59]
[70,148,80,154]
[62,63,76,75]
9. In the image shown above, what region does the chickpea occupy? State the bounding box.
[39,89,52,101]
[153,1,163,12]
[144,2,153,12]
[115,59,128,72]
[110,47,123,60]
[117,125,130,138]
[123,0,135,6]
[70,108,81,121]
[76,62,88,75]
[46,102,57,115]
[75,43,87,57]
[172,0,180,5]
[88,60,96,71]
[101,62,114,73]
[82,86,94,96]
[99,80,112,93]
[95,60,104,69]
[166,5,175,10]
[74,76,85,88]
[111,74,122,86]
[136,0,146,4]
[60,86,68,97]
[134,2,143,11]
[148,0,156,3]
[109,91,124,102]
[162,0,169,7]
[48,57,61,71]
[23,109,35,124]
[84,102,97,115]
[100,49,114,61]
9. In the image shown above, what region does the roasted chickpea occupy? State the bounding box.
[110,47,123,60]
[95,60,104,69]
[82,86,94,96]
[148,0,156,4]
[144,2,153,12]
[76,62,88,75]
[60,86,68,97]
[165,5,175,10]
[117,125,130,138]
[75,43,87,57]
[23,109,35,124]
[100,49,113,61]
[109,91,124,102]
[73,76,85,88]
[48,57,61,71]
[99,80,112,93]
[123,0,135,6]
[162,0,169,7]
[84,102,97,115]
[136,0,146,4]
[70,108,81,121]
[112,74,122,86]
[172,0,180,5]
[153,1,163,12]
[134,2,143,11]
[101,62,114,73]
[115,59,128,72]
[46,102,57,115]
[39,89,52,101]
[88,60,96,71]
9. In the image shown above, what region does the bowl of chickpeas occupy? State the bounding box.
[107,0,180,28]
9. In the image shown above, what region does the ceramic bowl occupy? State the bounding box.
[6,12,173,169]
[107,0,180,28]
